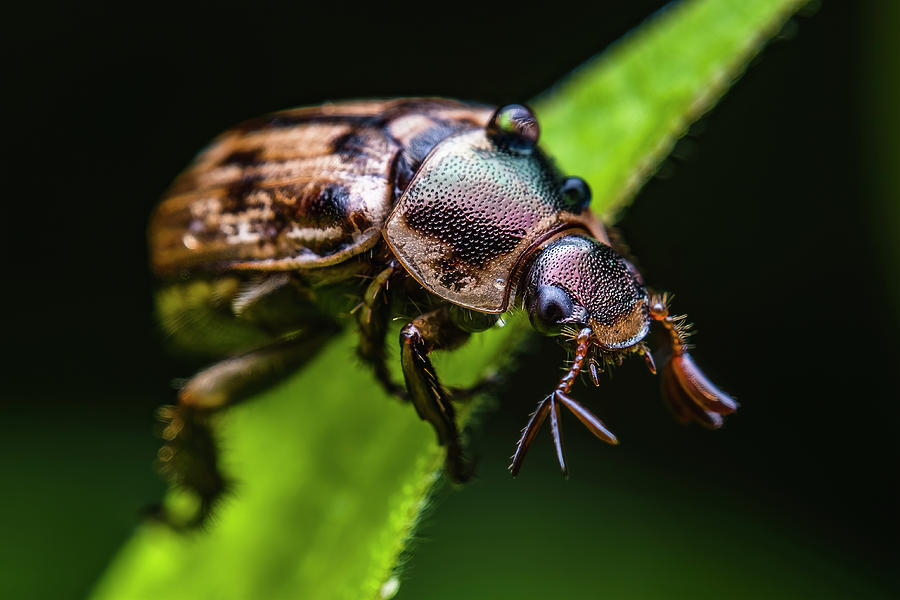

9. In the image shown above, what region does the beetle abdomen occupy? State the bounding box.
[150,99,493,276]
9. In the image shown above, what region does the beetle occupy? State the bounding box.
[149,98,736,526]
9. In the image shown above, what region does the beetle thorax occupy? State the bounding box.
[384,129,591,313]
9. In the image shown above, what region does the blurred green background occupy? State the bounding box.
[1,1,897,598]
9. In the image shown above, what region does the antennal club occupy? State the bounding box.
[649,295,738,426]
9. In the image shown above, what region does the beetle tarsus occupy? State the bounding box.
[151,329,338,528]
[152,404,229,529]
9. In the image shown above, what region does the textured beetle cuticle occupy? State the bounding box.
[149,98,737,523]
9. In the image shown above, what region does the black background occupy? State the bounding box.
[1,2,897,598]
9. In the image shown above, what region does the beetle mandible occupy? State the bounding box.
[149,99,736,526]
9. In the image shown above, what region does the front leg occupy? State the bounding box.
[399,307,473,482]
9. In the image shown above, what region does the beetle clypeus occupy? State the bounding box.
[150,99,736,526]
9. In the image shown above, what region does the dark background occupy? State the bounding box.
[1,1,897,598]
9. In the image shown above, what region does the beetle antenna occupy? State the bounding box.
[648,293,738,425]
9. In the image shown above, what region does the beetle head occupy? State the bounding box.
[524,235,650,350]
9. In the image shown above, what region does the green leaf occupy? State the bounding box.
[538,0,805,219]
[89,1,806,599]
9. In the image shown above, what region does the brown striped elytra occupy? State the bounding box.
[149,99,737,527]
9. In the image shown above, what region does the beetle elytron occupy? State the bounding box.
[150,99,736,525]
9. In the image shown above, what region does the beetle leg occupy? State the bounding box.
[510,327,618,476]
[648,294,738,426]
[357,263,406,397]
[152,323,338,529]
[400,307,474,482]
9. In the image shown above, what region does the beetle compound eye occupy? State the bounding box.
[561,176,591,211]
[487,104,539,152]
[529,285,574,335]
